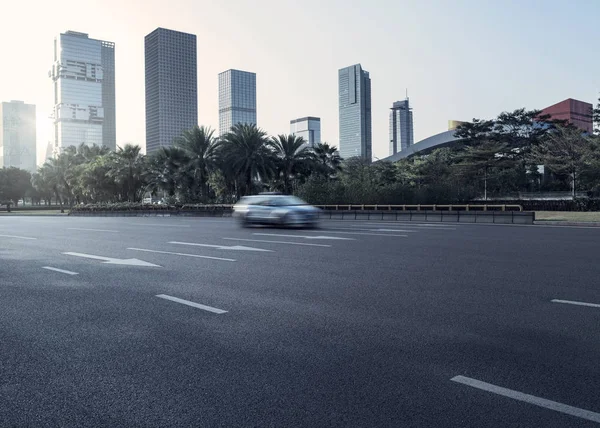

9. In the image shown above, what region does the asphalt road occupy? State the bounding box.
[0,216,599,427]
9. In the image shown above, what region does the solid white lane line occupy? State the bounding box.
[156,294,227,314]
[223,237,331,247]
[253,233,355,241]
[306,230,409,238]
[327,227,419,233]
[68,228,119,233]
[127,248,236,262]
[451,375,600,423]
[169,241,273,252]
[0,234,36,240]
[42,267,79,276]
[551,299,600,309]
[126,223,191,228]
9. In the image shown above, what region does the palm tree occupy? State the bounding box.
[108,144,145,202]
[269,134,314,194]
[174,126,219,202]
[313,142,343,178]
[219,123,275,197]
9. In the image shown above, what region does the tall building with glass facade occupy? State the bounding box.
[338,64,371,160]
[389,98,414,155]
[290,117,321,147]
[51,31,115,154]
[0,101,36,172]
[145,28,197,154]
[218,69,256,136]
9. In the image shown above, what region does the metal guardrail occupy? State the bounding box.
[314,204,523,212]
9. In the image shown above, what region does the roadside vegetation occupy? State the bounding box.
[1,100,599,212]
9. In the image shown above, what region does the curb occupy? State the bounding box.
[534,221,600,227]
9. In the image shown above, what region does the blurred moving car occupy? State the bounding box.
[233,193,320,228]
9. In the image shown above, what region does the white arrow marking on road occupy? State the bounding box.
[253,233,355,241]
[63,252,161,267]
[128,248,236,262]
[168,241,272,252]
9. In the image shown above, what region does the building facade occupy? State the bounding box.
[0,101,36,172]
[338,64,371,160]
[51,31,115,153]
[290,117,321,147]
[540,98,593,133]
[218,69,257,136]
[389,99,414,155]
[145,28,197,154]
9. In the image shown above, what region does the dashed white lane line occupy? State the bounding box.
[223,237,331,247]
[156,294,227,314]
[68,228,119,233]
[169,241,273,252]
[451,375,600,423]
[0,234,36,240]
[253,233,355,241]
[128,248,236,262]
[305,230,409,238]
[42,267,79,276]
[551,299,600,309]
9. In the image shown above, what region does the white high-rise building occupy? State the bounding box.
[0,101,36,172]
[218,69,256,136]
[389,98,414,155]
[50,31,116,154]
[290,117,321,148]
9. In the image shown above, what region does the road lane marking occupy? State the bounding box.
[169,242,273,252]
[253,233,354,241]
[156,294,227,314]
[68,228,119,233]
[63,252,161,267]
[126,223,191,228]
[42,267,79,276]
[551,299,600,309]
[223,237,331,247]
[305,230,409,237]
[326,227,420,233]
[451,375,600,423]
[128,248,236,262]
[0,234,36,240]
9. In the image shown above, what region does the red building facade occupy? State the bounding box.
[540,98,593,133]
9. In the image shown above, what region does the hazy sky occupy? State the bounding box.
[2,0,599,162]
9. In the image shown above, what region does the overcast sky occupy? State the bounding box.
[2,0,599,162]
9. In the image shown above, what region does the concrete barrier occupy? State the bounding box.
[318,210,534,225]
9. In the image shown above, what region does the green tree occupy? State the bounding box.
[269,134,314,194]
[174,126,219,202]
[531,125,594,198]
[219,123,275,197]
[594,97,600,134]
[0,167,32,210]
[312,142,343,179]
[108,144,146,202]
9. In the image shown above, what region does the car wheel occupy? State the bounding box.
[283,212,301,228]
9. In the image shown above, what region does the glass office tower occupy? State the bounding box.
[290,117,321,148]
[0,101,36,172]
[338,64,371,160]
[51,31,115,153]
[389,98,414,155]
[218,69,257,136]
[145,28,197,154]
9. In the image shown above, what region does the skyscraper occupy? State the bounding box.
[290,117,321,147]
[389,98,414,155]
[145,28,197,154]
[338,64,371,160]
[0,101,36,172]
[51,31,115,153]
[218,69,256,136]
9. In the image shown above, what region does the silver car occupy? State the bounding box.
[233,194,320,228]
